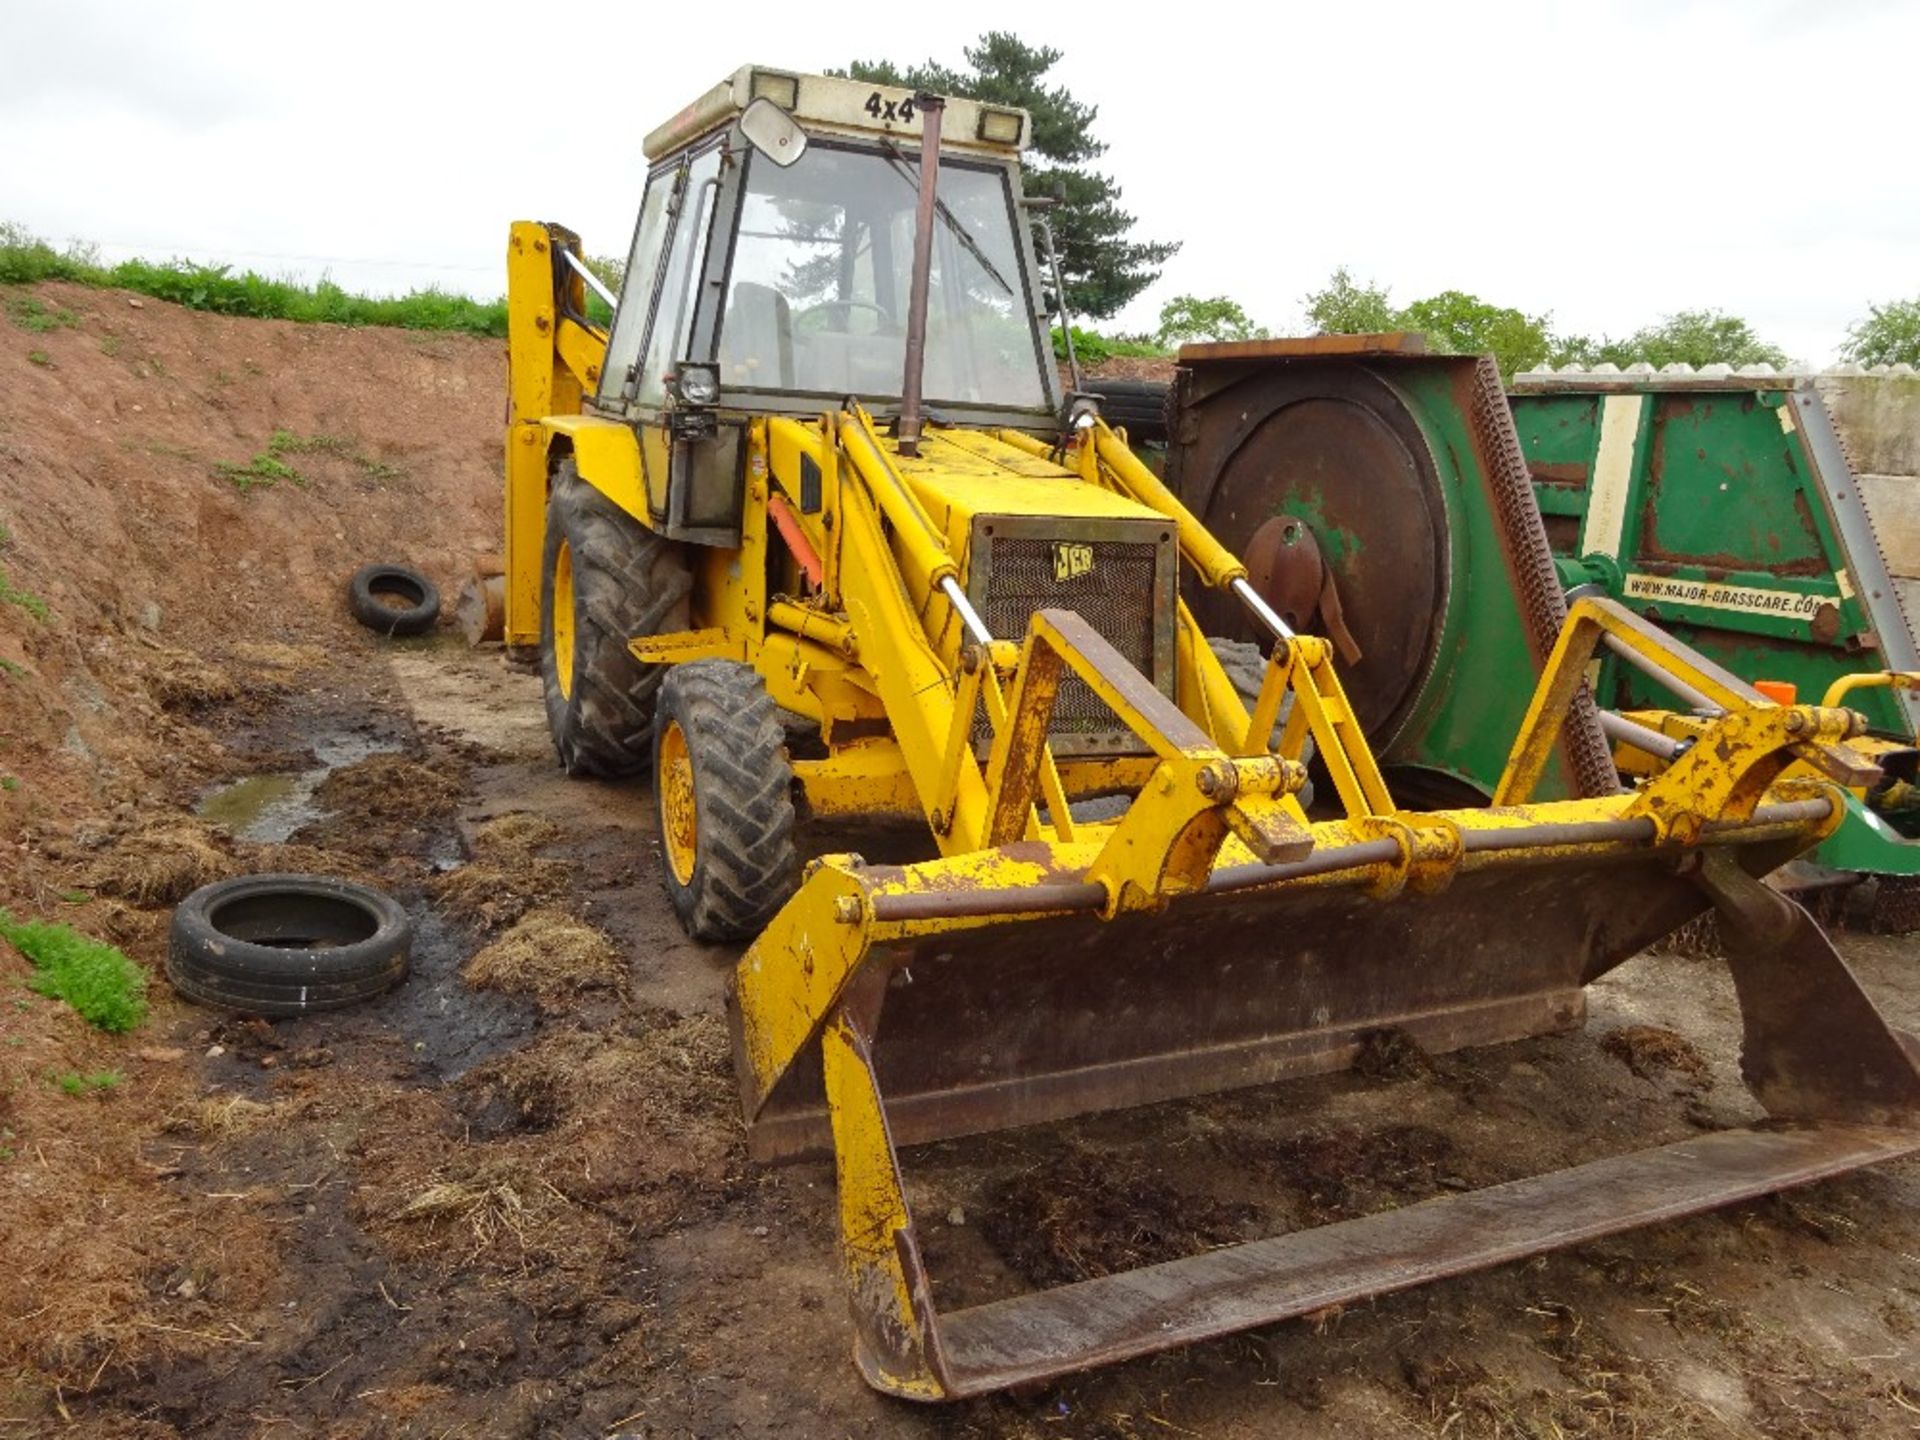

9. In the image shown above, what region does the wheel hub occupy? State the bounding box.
[659,718,699,886]
[552,538,577,700]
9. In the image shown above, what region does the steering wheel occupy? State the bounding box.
[802,299,896,328]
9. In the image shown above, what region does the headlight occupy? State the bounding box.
[675,363,719,407]
[976,108,1024,146]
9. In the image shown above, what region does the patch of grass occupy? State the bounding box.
[98,334,120,357]
[0,659,21,680]
[215,428,401,491]
[215,450,300,492]
[1052,325,1170,366]
[26,348,51,367]
[1,775,18,790]
[0,566,48,621]
[58,890,89,904]
[1,221,508,337]
[0,908,147,1032]
[5,293,79,334]
[54,1069,123,1096]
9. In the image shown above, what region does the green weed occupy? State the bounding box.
[55,1069,123,1096]
[0,659,23,679]
[4,293,78,334]
[216,429,400,491]
[26,349,51,367]
[99,334,120,357]
[0,908,147,1032]
[0,567,48,620]
[215,452,300,492]
[1,221,507,337]
[0,776,18,791]
[58,890,89,904]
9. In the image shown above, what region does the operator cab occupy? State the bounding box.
[592,67,1061,544]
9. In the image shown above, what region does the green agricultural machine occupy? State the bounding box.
[1164,339,1920,927]
[1166,335,1617,809]
[1509,364,1920,927]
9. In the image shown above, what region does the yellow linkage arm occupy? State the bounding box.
[503,220,609,647]
[1498,596,1878,841]
[1089,423,1247,592]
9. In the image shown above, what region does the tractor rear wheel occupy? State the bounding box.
[540,463,691,777]
[653,661,799,940]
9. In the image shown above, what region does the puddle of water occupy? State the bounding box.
[196,734,395,843]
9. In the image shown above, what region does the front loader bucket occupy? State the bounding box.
[728,793,1920,1400]
[740,825,1770,1162]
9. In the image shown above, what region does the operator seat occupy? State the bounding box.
[722,282,795,389]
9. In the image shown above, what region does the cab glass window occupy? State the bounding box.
[637,145,723,409]
[718,144,1048,412]
[599,167,674,407]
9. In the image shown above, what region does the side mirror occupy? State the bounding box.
[740,97,808,168]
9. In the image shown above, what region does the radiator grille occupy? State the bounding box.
[969,520,1175,754]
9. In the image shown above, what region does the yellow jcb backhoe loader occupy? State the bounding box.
[500,65,1920,1401]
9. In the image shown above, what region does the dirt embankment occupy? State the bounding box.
[0,279,499,826]
[0,284,504,1429]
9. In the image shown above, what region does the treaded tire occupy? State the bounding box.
[1089,378,1172,446]
[541,463,692,777]
[652,661,799,941]
[167,874,411,1016]
[1210,636,1316,808]
[348,564,441,637]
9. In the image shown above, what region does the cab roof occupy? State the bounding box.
[642,65,1030,163]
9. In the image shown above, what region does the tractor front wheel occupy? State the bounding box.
[653,661,799,940]
[539,463,691,777]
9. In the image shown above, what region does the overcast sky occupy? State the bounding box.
[2,0,1913,367]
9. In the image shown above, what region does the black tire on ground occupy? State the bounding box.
[1209,636,1316,808]
[1089,378,1172,446]
[540,462,692,777]
[167,873,412,1016]
[347,563,441,637]
[652,661,799,941]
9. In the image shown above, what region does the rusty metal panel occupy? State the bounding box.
[741,840,1801,1162]
[1178,333,1430,363]
[933,1122,1920,1396]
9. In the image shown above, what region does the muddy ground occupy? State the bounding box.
[5,285,1920,1438]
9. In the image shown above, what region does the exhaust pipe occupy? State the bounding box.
[896,92,945,458]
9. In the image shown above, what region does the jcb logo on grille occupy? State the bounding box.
[1051,542,1095,583]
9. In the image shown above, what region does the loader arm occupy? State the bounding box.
[732,570,1920,1400]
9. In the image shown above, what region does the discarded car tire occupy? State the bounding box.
[348,563,441,637]
[1089,378,1172,446]
[168,874,412,1016]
